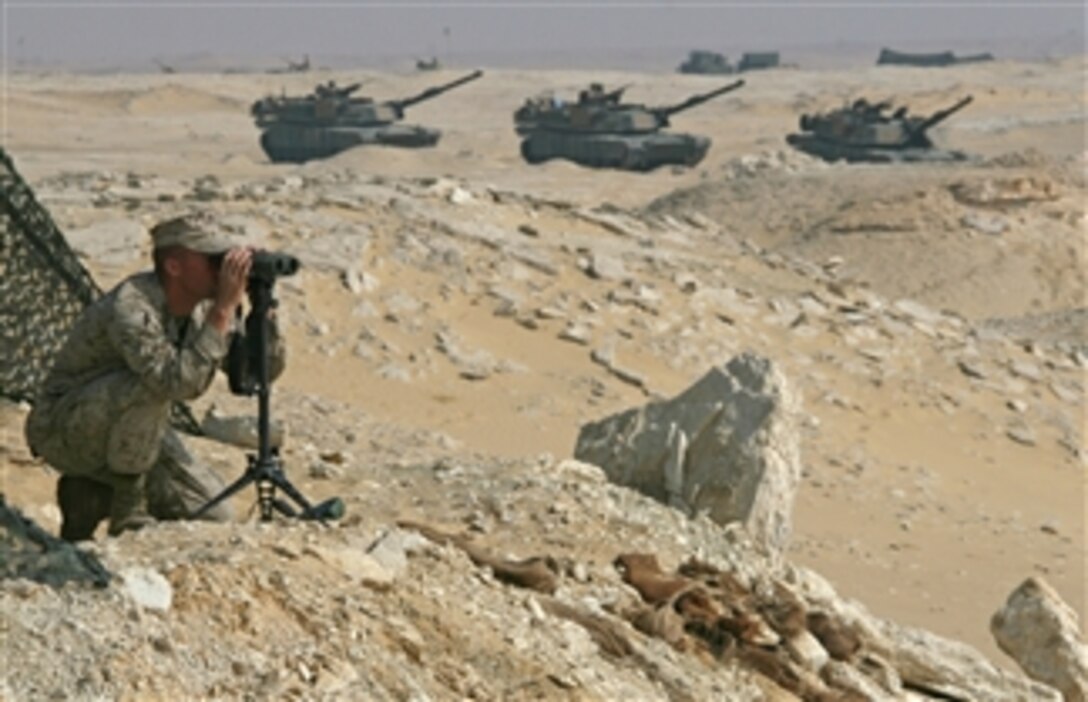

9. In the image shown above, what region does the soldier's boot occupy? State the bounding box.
[106,473,156,536]
[56,476,113,542]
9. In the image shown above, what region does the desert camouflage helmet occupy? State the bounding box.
[150,212,236,254]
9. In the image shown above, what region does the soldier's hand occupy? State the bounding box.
[216,248,252,308]
[209,248,252,334]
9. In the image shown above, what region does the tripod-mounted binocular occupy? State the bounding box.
[193,251,344,523]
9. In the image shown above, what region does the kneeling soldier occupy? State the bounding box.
[25,212,286,540]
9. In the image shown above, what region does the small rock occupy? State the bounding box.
[958,360,987,380]
[309,460,342,479]
[674,272,699,293]
[1007,399,1028,413]
[961,212,1009,235]
[1006,424,1037,446]
[586,252,627,281]
[1010,361,1043,382]
[448,187,474,204]
[559,324,591,345]
[121,567,173,611]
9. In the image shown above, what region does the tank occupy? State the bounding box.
[252,70,483,163]
[785,95,973,163]
[513,79,745,172]
[268,55,311,74]
[678,50,734,75]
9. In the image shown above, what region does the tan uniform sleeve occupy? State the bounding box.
[107,284,229,402]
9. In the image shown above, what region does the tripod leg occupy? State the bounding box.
[190,470,255,519]
[264,469,315,512]
[264,470,343,520]
[272,497,299,518]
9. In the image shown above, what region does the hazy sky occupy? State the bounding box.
[3,1,1085,69]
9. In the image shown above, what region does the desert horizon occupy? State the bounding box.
[4,34,1084,76]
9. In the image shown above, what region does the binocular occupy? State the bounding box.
[209,250,300,283]
[250,250,300,282]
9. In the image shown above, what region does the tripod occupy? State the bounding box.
[192,274,343,522]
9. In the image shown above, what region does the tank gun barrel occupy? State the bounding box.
[392,69,484,111]
[656,79,745,118]
[912,95,973,134]
[336,82,363,97]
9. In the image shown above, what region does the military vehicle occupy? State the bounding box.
[416,57,440,71]
[738,52,780,72]
[514,79,744,171]
[785,95,974,163]
[678,50,734,74]
[877,48,994,67]
[268,54,311,74]
[252,70,483,163]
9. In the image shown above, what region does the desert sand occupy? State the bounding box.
[1,55,1084,697]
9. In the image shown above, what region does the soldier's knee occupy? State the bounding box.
[107,407,170,475]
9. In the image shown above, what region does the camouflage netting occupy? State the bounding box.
[0,146,100,403]
[0,146,200,433]
[0,495,111,587]
[0,147,113,585]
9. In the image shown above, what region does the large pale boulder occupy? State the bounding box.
[992,577,1088,702]
[574,353,802,553]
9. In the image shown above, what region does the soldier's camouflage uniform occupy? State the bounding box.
[25,270,285,521]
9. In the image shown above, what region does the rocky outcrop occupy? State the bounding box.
[791,566,1063,701]
[608,550,1064,701]
[992,577,1088,701]
[574,353,802,553]
[0,424,1065,701]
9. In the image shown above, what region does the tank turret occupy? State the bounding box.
[578,82,631,105]
[317,81,363,99]
[514,80,745,171]
[251,79,369,128]
[786,94,973,163]
[252,70,484,163]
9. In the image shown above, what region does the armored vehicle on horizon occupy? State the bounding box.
[513,79,745,172]
[877,48,994,67]
[268,55,311,74]
[785,95,974,164]
[738,52,780,72]
[251,70,483,163]
[678,50,734,74]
